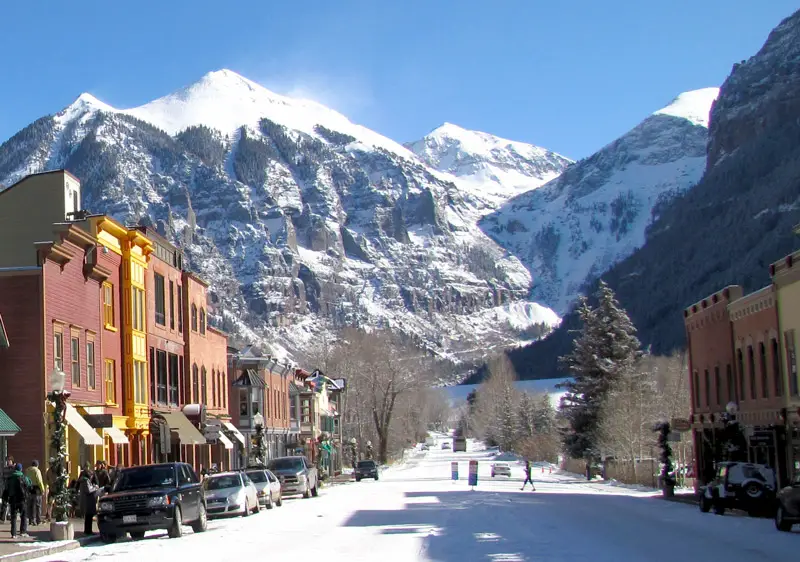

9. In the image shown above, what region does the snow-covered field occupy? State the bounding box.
[36,435,799,561]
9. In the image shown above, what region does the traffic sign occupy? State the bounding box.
[468,460,478,487]
[451,461,458,481]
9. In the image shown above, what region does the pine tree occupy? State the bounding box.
[558,281,641,463]
[517,392,537,441]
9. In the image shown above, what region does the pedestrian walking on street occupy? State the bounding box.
[0,455,15,522]
[2,463,31,538]
[24,460,44,525]
[78,466,100,535]
[521,460,536,491]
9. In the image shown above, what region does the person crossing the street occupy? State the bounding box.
[521,460,536,491]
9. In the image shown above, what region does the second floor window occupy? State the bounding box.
[105,359,115,403]
[200,308,206,335]
[192,364,199,403]
[132,287,145,331]
[87,341,96,389]
[54,332,63,371]
[154,274,166,326]
[169,281,175,330]
[759,342,769,399]
[157,350,168,404]
[201,367,208,405]
[191,304,198,332]
[103,283,114,327]
[177,286,184,332]
[71,336,80,386]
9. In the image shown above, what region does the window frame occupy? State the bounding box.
[54,331,64,372]
[191,304,198,332]
[87,339,96,389]
[154,273,166,326]
[71,336,81,386]
[177,286,183,333]
[772,338,783,397]
[200,308,206,335]
[169,280,175,330]
[102,282,115,329]
[105,359,116,404]
[192,364,199,404]
[156,349,168,404]
[759,341,769,399]
[201,366,208,405]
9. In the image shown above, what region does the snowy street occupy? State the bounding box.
[35,439,798,562]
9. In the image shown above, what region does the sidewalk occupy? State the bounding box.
[0,518,100,562]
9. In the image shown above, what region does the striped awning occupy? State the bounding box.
[223,422,246,446]
[65,405,104,446]
[217,433,233,450]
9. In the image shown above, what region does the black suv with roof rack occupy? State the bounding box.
[97,462,207,542]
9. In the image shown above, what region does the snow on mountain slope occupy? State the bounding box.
[407,123,572,216]
[480,88,719,314]
[0,69,562,365]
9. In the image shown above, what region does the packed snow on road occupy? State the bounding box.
[35,436,799,562]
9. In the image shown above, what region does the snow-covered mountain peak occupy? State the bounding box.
[407,124,572,216]
[120,69,414,157]
[56,92,116,124]
[653,87,720,127]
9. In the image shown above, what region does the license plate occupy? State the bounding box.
[123,515,137,524]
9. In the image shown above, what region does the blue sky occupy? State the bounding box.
[0,1,796,159]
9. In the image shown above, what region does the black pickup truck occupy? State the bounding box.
[97,462,207,542]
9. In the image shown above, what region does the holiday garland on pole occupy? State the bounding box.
[47,390,72,522]
[654,421,675,496]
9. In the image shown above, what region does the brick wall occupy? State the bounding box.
[0,272,44,466]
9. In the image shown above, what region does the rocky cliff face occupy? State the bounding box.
[496,8,800,381]
[479,88,718,314]
[0,70,563,363]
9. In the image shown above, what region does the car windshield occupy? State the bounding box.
[246,471,267,483]
[269,458,304,471]
[114,465,175,491]
[204,475,241,490]
[357,461,376,468]
[495,463,508,467]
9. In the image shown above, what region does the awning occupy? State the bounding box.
[231,369,268,388]
[103,426,129,445]
[217,433,233,449]
[65,405,104,446]
[0,408,20,437]
[223,422,246,446]
[154,411,206,445]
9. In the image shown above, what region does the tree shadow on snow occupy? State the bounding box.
[341,489,797,561]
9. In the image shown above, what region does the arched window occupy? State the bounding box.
[200,308,206,335]
[191,304,198,332]
[211,369,217,407]
[201,367,208,405]
[192,364,199,403]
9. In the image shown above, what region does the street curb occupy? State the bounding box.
[0,535,101,562]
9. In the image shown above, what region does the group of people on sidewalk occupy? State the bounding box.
[0,455,47,539]
[0,455,119,540]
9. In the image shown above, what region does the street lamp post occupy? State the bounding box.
[251,412,266,467]
[47,369,74,540]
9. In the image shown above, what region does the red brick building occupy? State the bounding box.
[0,224,108,471]
[684,285,742,484]
[183,271,231,471]
[728,285,788,483]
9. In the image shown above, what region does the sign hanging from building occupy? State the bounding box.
[671,418,691,432]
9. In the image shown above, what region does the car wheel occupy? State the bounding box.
[253,498,260,513]
[303,484,312,498]
[168,506,183,539]
[101,533,117,543]
[243,499,250,517]
[129,531,145,540]
[311,484,319,497]
[776,505,793,532]
[355,476,361,482]
[375,475,379,481]
[744,483,765,499]
[699,495,711,513]
[266,494,274,510]
[276,494,283,507]
[191,503,208,533]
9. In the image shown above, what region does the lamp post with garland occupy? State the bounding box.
[47,369,74,540]
[250,412,266,467]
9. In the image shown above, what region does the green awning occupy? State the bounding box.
[0,408,20,437]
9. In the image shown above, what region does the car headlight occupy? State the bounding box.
[147,495,170,507]
[297,473,307,482]
[227,491,245,504]
[99,501,114,512]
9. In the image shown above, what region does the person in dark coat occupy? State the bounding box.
[95,461,111,491]
[521,460,536,491]
[78,466,100,535]
[0,455,15,522]
[2,463,30,538]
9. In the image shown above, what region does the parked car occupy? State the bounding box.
[441,442,451,449]
[245,468,283,509]
[268,456,319,499]
[97,462,207,543]
[204,471,260,518]
[491,463,511,478]
[355,460,379,481]
[699,461,777,516]
[775,472,800,531]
